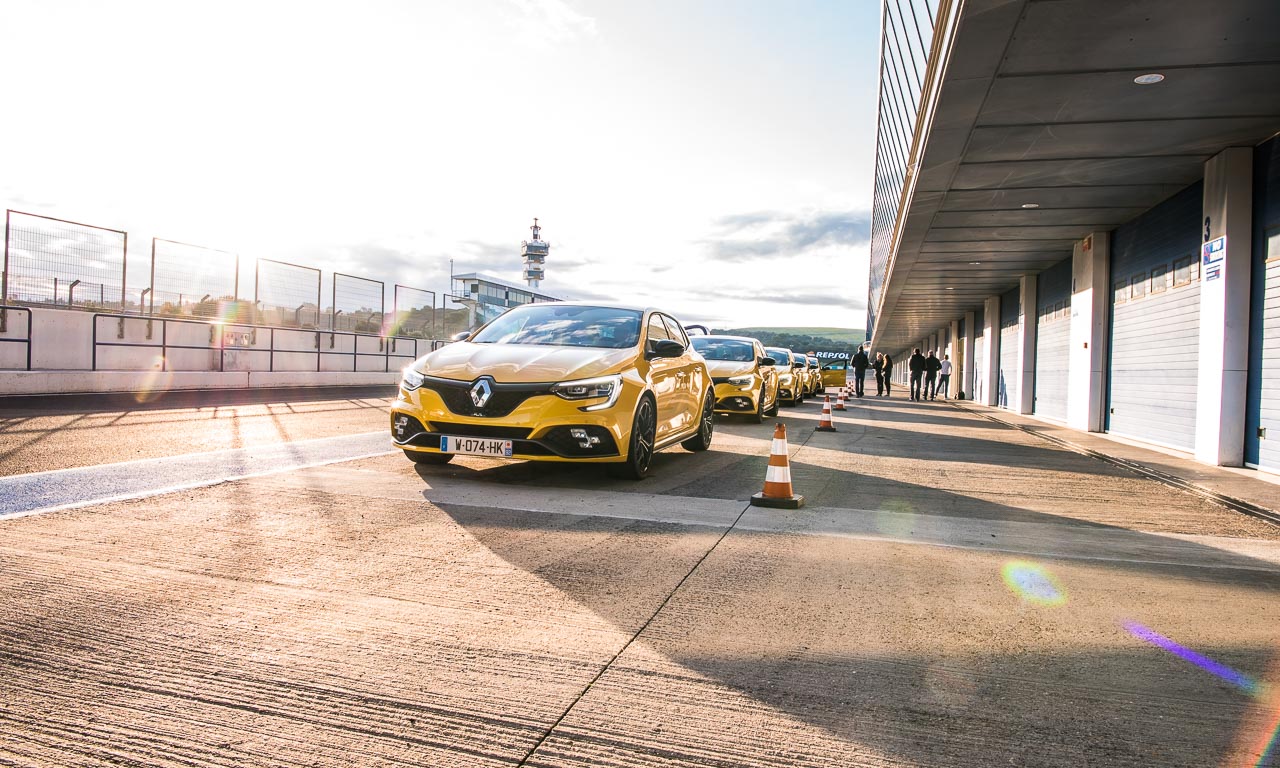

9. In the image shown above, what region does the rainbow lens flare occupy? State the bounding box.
[1000,560,1066,606]
[1122,620,1261,696]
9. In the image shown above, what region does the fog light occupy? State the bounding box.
[394,415,409,438]
[569,428,601,449]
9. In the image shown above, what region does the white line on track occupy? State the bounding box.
[1,431,395,521]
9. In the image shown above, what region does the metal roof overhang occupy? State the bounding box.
[871,0,1280,351]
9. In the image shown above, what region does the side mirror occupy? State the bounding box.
[759,356,777,367]
[650,339,686,358]
[451,331,472,342]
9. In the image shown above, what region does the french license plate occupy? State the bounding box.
[441,436,513,457]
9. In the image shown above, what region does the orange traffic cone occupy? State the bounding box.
[816,396,837,432]
[835,391,847,411]
[750,422,805,509]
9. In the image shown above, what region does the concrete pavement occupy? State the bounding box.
[1,391,1278,766]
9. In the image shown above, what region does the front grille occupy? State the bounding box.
[421,375,553,418]
[428,422,532,440]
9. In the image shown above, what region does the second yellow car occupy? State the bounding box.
[690,335,780,422]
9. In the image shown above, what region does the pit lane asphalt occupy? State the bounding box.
[3,391,1280,767]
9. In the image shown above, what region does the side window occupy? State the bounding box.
[646,314,670,351]
[661,315,688,348]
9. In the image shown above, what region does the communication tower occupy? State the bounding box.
[520,218,548,289]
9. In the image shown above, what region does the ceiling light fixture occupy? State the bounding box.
[1021,203,1040,209]
[1133,73,1165,85]
[946,287,955,290]
[969,261,982,265]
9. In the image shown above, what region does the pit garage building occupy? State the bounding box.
[868,0,1280,474]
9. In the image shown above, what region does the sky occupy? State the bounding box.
[0,0,881,330]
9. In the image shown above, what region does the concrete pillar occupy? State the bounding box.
[1195,147,1253,466]
[962,311,976,399]
[948,317,960,363]
[983,295,1000,406]
[1017,275,1037,414]
[1068,231,1110,432]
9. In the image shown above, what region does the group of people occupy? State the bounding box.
[846,345,953,402]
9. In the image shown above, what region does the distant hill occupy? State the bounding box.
[711,326,867,353]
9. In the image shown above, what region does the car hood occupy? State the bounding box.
[704,360,756,379]
[415,343,635,383]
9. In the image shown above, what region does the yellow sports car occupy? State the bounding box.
[689,335,780,422]
[765,347,803,406]
[391,302,715,479]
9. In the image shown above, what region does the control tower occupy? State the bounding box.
[520,218,548,290]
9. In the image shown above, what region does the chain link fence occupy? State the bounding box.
[329,273,384,333]
[3,210,128,310]
[391,285,436,338]
[255,259,321,328]
[149,238,239,319]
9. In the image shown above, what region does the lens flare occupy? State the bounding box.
[1122,620,1261,696]
[1000,560,1066,606]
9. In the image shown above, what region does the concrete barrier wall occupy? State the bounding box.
[1,307,434,375]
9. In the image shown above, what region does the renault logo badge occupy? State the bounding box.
[470,378,493,408]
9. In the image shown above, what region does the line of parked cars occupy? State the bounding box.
[390,302,848,480]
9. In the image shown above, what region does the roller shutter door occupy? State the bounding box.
[1107,182,1202,451]
[1256,253,1280,471]
[1246,138,1280,473]
[998,287,1020,410]
[1034,258,1072,421]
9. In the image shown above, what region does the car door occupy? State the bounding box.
[644,313,680,440]
[661,314,699,432]
[755,341,778,408]
[821,358,848,389]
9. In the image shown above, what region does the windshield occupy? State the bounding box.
[469,305,642,348]
[765,348,790,365]
[807,357,818,368]
[691,338,756,362]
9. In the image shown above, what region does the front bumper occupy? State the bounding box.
[711,381,758,413]
[391,379,636,462]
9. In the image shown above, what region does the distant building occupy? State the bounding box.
[451,272,560,328]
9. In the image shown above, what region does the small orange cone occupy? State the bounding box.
[816,396,837,432]
[835,391,847,411]
[750,423,805,509]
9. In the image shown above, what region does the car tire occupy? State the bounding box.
[749,392,765,424]
[609,395,656,480]
[681,389,715,451]
[403,449,453,465]
[765,391,779,417]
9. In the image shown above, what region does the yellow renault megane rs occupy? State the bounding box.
[689,334,780,423]
[391,302,715,479]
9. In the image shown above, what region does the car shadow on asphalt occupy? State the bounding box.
[431,501,1279,768]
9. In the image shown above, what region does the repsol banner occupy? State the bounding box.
[809,350,852,361]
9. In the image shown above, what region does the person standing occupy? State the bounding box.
[925,350,941,401]
[851,345,870,398]
[938,354,953,399]
[882,352,894,397]
[873,352,886,396]
[908,347,926,401]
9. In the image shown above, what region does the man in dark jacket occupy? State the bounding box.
[925,350,942,400]
[851,346,870,398]
[908,347,927,401]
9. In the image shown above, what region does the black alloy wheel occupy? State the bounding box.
[681,389,715,451]
[403,449,453,465]
[750,389,766,424]
[611,395,656,479]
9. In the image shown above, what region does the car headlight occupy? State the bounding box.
[550,374,623,411]
[728,375,753,388]
[401,366,425,391]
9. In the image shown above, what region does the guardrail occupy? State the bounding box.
[0,305,33,371]
[89,312,429,373]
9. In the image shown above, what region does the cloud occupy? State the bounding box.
[505,0,597,44]
[701,209,872,262]
[682,287,866,311]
